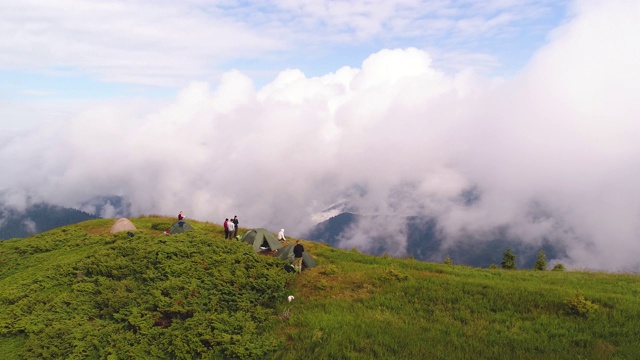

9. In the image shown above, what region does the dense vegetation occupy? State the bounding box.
[0,217,294,359]
[1,217,640,359]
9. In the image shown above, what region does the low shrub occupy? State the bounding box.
[566,291,598,317]
[552,264,566,271]
[315,279,329,291]
[322,265,339,276]
[150,222,172,231]
[384,268,408,282]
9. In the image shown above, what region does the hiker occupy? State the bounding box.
[232,215,239,238]
[227,219,235,240]
[178,211,184,221]
[293,240,304,273]
[224,218,229,239]
[278,229,286,242]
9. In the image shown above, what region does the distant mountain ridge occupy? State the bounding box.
[0,203,97,240]
[0,195,131,240]
[304,212,566,269]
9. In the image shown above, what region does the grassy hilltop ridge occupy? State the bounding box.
[0,217,293,359]
[1,217,639,359]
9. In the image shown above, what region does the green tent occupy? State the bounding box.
[241,228,283,252]
[169,220,195,234]
[275,244,316,269]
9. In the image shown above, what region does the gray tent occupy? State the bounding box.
[110,218,137,234]
[275,244,316,269]
[241,228,283,252]
[169,220,195,234]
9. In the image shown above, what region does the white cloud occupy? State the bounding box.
[1,0,639,271]
[21,218,37,234]
[0,0,284,86]
[0,0,565,88]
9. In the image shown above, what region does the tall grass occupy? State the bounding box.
[274,242,640,359]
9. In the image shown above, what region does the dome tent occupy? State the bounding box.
[275,244,316,269]
[110,218,137,234]
[241,228,283,253]
[168,220,195,234]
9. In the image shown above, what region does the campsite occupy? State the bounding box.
[241,228,283,253]
[1,216,639,359]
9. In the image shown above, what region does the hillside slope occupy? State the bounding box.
[279,243,640,359]
[0,217,294,359]
[1,217,640,359]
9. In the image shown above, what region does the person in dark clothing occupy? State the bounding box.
[223,218,229,239]
[178,211,184,221]
[232,215,239,238]
[293,240,304,273]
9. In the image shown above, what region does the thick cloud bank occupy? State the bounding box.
[2,1,639,270]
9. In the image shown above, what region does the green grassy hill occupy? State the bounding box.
[1,217,639,359]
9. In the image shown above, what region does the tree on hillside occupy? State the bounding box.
[501,247,517,269]
[534,249,547,271]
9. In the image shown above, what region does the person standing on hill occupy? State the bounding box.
[293,240,304,273]
[232,215,239,238]
[223,218,229,239]
[178,211,184,221]
[227,219,235,239]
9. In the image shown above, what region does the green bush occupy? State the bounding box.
[565,291,598,317]
[322,265,339,276]
[384,268,408,282]
[150,222,172,231]
[315,279,329,291]
[552,263,566,271]
[443,256,453,265]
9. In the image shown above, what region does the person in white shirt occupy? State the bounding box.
[277,229,286,242]
[227,219,235,238]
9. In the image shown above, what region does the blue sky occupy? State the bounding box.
[2,0,640,270]
[1,0,569,106]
